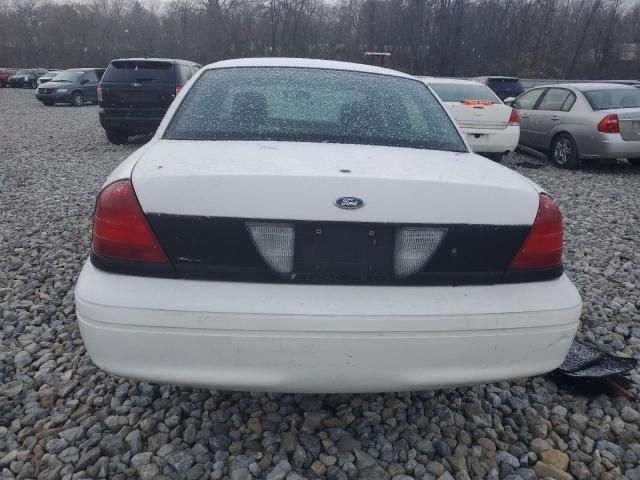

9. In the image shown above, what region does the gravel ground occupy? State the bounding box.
[1,87,639,480]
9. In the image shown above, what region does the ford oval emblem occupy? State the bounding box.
[335,197,365,210]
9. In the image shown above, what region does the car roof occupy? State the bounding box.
[110,58,199,65]
[530,82,638,92]
[416,76,485,86]
[203,57,414,79]
[66,68,104,72]
[474,76,519,80]
[573,82,638,91]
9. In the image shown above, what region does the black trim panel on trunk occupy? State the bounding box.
[91,252,177,278]
[84,214,563,285]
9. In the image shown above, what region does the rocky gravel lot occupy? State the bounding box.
[1,87,640,480]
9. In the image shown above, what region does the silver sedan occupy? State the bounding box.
[509,83,640,168]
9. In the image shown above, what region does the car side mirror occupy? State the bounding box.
[81,78,90,84]
[503,97,515,106]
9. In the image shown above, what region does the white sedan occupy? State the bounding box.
[75,58,581,393]
[420,77,520,161]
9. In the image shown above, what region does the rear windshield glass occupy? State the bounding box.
[430,83,499,103]
[103,61,174,83]
[583,89,640,110]
[165,67,466,152]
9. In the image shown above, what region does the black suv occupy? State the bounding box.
[36,68,105,106]
[473,76,525,100]
[98,58,201,144]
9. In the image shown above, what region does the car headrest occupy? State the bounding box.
[231,91,268,122]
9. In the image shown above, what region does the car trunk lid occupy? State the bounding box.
[613,108,640,141]
[444,102,511,130]
[132,140,538,225]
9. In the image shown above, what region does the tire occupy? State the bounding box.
[42,101,54,107]
[628,158,640,166]
[30,79,37,89]
[483,153,504,163]
[71,92,84,107]
[105,129,128,145]
[550,133,580,169]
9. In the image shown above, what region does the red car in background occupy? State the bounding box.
[0,68,17,87]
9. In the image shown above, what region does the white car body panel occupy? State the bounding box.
[461,125,520,154]
[420,77,520,154]
[132,140,538,225]
[76,58,581,392]
[76,262,581,393]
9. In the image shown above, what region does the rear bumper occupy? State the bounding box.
[462,126,520,153]
[36,92,72,103]
[76,262,581,392]
[99,110,164,134]
[580,133,640,160]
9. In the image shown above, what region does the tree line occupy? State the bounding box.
[1,0,639,79]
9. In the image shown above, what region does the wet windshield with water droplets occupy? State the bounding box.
[165,67,467,152]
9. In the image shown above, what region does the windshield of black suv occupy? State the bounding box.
[103,61,175,83]
[52,71,83,82]
[165,67,467,152]
[430,83,500,103]
[15,70,32,76]
[583,89,640,110]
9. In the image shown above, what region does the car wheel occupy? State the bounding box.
[43,101,54,107]
[71,92,84,107]
[628,158,640,166]
[105,129,128,145]
[550,133,580,169]
[30,80,37,89]
[483,153,504,163]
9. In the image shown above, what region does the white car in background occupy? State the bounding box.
[75,58,581,393]
[420,77,520,162]
[37,69,63,86]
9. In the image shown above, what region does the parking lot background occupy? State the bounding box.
[1,88,639,479]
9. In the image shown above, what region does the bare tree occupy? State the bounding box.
[0,0,635,79]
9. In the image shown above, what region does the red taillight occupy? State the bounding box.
[597,113,619,133]
[508,108,520,126]
[92,180,168,263]
[509,194,563,270]
[175,84,183,95]
[97,84,103,103]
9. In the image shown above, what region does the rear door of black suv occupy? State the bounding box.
[99,59,178,131]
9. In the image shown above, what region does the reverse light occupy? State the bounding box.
[92,180,168,263]
[246,222,295,274]
[509,194,563,270]
[394,227,447,278]
[508,108,520,126]
[175,84,183,95]
[597,113,619,133]
[97,84,103,103]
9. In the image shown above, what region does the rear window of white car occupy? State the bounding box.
[430,83,499,103]
[165,67,467,152]
[583,89,640,110]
